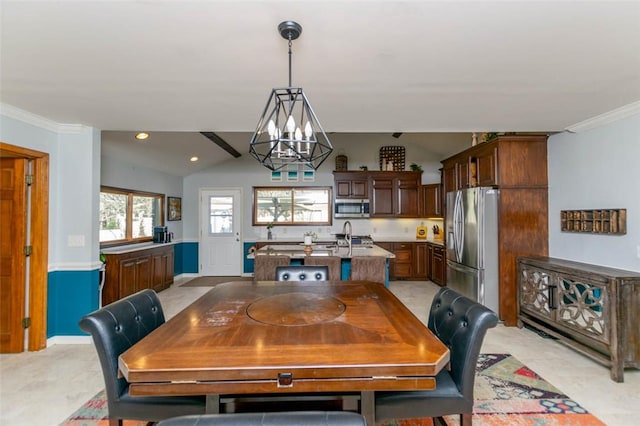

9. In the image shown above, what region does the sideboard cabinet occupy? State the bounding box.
[103,244,174,306]
[518,256,640,382]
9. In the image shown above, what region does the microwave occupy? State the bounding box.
[334,199,370,218]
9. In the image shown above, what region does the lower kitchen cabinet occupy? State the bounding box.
[103,244,174,306]
[429,243,446,286]
[378,241,445,282]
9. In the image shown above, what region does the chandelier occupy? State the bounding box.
[249,21,333,171]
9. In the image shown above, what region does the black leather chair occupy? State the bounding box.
[375,287,499,426]
[78,289,206,426]
[156,411,367,426]
[275,265,329,281]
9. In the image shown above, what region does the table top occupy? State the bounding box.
[119,280,449,396]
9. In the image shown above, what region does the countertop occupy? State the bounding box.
[101,242,175,255]
[254,237,445,246]
[249,243,395,259]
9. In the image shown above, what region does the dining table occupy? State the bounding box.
[118,280,450,425]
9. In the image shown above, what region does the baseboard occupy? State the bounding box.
[47,335,92,346]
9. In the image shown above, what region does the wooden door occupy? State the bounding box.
[0,158,27,352]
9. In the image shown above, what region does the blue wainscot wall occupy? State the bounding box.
[47,269,100,338]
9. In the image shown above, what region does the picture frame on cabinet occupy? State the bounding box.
[168,196,182,221]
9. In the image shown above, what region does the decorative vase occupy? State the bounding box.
[267,230,272,240]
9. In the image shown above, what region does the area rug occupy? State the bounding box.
[180,276,253,287]
[61,354,605,426]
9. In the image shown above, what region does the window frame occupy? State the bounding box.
[99,186,165,247]
[252,186,333,226]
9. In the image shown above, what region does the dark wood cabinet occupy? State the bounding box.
[392,242,414,279]
[415,243,428,280]
[429,243,446,286]
[333,171,368,199]
[103,244,174,306]
[369,171,421,218]
[152,247,174,293]
[421,184,442,218]
[442,134,549,326]
[518,256,640,382]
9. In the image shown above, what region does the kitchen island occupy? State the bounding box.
[249,243,395,286]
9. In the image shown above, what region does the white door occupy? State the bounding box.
[199,188,242,276]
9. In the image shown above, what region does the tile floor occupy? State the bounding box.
[1,278,638,426]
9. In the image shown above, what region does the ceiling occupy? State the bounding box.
[2,1,639,176]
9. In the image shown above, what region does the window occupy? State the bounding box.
[208,196,233,234]
[100,186,164,245]
[253,186,332,226]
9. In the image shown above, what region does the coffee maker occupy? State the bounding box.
[153,226,169,243]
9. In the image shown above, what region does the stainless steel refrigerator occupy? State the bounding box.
[445,187,499,314]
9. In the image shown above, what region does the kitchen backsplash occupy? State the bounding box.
[251,218,444,241]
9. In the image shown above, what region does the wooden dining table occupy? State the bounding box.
[118,280,450,425]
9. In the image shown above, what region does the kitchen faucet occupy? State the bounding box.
[342,220,352,254]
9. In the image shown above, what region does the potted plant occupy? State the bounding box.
[303,231,317,245]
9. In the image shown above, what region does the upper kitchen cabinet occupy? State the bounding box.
[333,171,368,199]
[369,171,422,218]
[421,183,442,218]
[442,134,548,191]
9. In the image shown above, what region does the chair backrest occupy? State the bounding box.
[253,255,290,281]
[350,256,387,284]
[275,265,329,281]
[303,256,342,281]
[78,289,165,404]
[428,287,498,398]
[156,411,367,426]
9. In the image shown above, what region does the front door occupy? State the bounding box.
[0,158,28,352]
[199,188,242,276]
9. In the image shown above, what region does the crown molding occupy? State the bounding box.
[565,101,640,133]
[0,103,85,134]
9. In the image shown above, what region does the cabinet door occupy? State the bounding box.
[431,245,446,286]
[414,243,428,279]
[335,180,352,198]
[152,252,165,291]
[458,160,470,189]
[397,175,420,217]
[518,263,554,321]
[427,244,434,280]
[164,250,174,286]
[442,164,457,193]
[119,258,138,299]
[422,184,442,218]
[556,274,609,345]
[135,255,152,292]
[393,243,413,279]
[476,145,498,187]
[370,174,394,217]
[351,179,368,198]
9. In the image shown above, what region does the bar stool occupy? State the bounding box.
[253,255,290,281]
[304,256,342,281]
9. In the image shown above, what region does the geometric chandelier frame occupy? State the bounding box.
[249,21,333,171]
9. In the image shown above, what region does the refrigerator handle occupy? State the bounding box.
[454,190,464,263]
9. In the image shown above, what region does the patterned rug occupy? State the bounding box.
[61,354,604,426]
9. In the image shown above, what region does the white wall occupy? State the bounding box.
[100,155,184,240]
[0,106,101,268]
[548,112,640,272]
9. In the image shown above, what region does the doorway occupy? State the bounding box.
[0,142,49,352]
[199,188,242,276]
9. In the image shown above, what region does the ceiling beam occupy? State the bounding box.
[200,132,242,158]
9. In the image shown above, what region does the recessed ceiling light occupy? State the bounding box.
[190,156,199,162]
[135,132,149,140]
